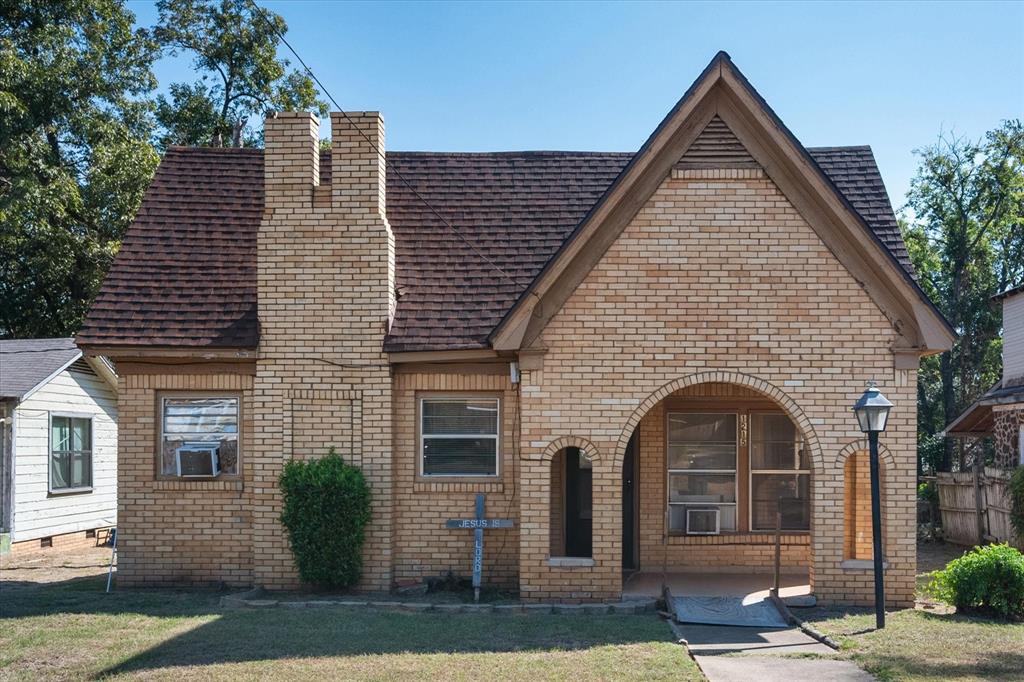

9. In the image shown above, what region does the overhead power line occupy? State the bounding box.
[246,0,527,292]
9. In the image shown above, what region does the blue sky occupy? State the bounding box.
[128,0,1023,209]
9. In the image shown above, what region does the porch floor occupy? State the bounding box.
[622,569,811,601]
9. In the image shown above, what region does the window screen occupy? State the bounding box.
[750,413,810,530]
[667,413,737,532]
[161,397,239,476]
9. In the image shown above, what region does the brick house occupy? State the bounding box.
[77,53,954,606]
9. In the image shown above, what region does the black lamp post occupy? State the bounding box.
[852,382,893,630]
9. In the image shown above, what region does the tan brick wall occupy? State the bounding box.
[516,167,918,607]
[391,371,519,589]
[116,372,253,587]
[254,111,394,590]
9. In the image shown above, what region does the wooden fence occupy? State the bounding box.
[937,467,1021,548]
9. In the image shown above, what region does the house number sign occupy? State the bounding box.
[445,493,514,602]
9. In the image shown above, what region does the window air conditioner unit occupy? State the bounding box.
[176,443,220,477]
[686,508,721,535]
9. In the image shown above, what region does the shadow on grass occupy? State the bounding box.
[2,575,675,679]
[1,574,227,620]
[94,605,671,678]
[863,651,1024,682]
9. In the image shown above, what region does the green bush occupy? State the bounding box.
[925,543,1024,619]
[279,448,371,589]
[917,481,938,505]
[1010,466,1024,541]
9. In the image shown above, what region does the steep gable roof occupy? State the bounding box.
[489,52,953,354]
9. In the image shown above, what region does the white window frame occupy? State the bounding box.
[48,411,94,495]
[666,411,738,533]
[159,394,241,479]
[748,411,810,531]
[419,396,500,478]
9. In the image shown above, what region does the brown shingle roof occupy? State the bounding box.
[77,146,914,352]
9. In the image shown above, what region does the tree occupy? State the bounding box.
[0,0,159,338]
[904,121,1024,471]
[153,0,326,149]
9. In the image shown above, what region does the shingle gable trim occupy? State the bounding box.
[488,52,954,355]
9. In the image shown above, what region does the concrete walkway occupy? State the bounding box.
[671,622,876,682]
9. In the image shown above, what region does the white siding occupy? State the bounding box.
[1004,292,1024,383]
[11,367,117,541]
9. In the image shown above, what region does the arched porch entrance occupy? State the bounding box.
[615,374,822,600]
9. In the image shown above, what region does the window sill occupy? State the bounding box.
[667,531,810,545]
[152,479,243,492]
[48,487,93,497]
[548,557,595,568]
[414,478,503,493]
[840,559,889,571]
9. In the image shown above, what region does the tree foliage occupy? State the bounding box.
[153,0,326,149]
[903,121,1024,472]
[0,0,159,337]
[0,0,328,338]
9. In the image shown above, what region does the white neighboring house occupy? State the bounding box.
[0,338,118,554]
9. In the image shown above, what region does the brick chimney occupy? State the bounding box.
[260,110,396,349]
[254,111,395,591]
[263,111,320,205]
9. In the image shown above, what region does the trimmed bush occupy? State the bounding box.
[1010,466,1024,541]
[925,543,1024,620]
[279,448,371,589]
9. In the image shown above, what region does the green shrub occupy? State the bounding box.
[1010,466,1024,541]
[279,448,371,589]
[917,481,938,505]
[925,543,1024,619]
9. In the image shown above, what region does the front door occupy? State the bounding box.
[564,447,592,557]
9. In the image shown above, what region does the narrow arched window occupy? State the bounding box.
[550,447,592,558]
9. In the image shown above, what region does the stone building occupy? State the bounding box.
[77,53,954,606]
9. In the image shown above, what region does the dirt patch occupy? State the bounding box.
[916,540,969,613]
[1,545,114,591]
[917,540,968,574]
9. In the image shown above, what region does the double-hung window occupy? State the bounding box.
[50,415,92,492]
[160,396,239,476]
[750,413,810,530]
[420,397,499,477]
[667,412,737,532]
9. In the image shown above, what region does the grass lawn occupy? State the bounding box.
[798,540,1024,682]
[801,607,1024,682]
[0,575,701,681]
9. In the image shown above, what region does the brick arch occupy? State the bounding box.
[613,370,823,472]
[835,439,895,469]
[541,436,603,463]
